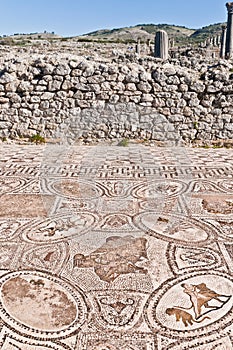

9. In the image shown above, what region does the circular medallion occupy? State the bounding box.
[20,213,98,243]
[132,180,187,199]
[145,271,233,338]
[133,212,214,246]
[50,179,103,199]
[0,270,87,339]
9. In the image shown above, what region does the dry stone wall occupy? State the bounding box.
[0,52,233,143]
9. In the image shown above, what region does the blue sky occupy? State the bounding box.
[0,0,227,37]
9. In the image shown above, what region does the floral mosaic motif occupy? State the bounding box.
[87,290,149,332]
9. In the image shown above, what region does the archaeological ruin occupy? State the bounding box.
[0,5,232,145]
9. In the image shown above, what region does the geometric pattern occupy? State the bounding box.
[0,143,233,349]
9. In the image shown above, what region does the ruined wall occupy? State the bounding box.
[0,53,233,143]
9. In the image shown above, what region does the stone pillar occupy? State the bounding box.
[220,24,227,58]
[136,39,141,55]
[169,38,175,48]
[213,36,217,47]
[154,30,169,60]
[226,2,233,58]
[146,39,151,55]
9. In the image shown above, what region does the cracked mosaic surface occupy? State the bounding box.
[0,143,233,349]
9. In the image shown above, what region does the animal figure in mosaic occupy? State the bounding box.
[181,282,231,319]
[166,282,231,327]
[73,236,148,282]
[39,216,87,237]
[166,307,210,327]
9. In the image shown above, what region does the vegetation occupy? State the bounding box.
[29,134,46,144]
[0,22,226,47]
[80,22,225,46]
[193,121,199,130]
[117,138,129,147]
[0,37,15,46]
[190,23,224,42]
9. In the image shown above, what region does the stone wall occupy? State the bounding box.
[0,52,233,143]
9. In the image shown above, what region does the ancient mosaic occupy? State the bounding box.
[0,143,233,349]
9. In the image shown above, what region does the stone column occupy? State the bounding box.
[213,36,217,46]
[220,24,227,58]
[145,39,150,55]
[154,30,169,60]
[226,2,233,58]
[136,38,141,55]
[169,38,175,48]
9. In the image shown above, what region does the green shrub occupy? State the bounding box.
[193,121,199,130]
[118,138,129,147]
[29,134,46,144]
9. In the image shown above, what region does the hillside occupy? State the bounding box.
[190,23,224,41]
[80,23,225,45]
[0,23,226,47]
[0,32,62,47]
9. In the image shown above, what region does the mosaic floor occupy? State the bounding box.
[0,143,233,349]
